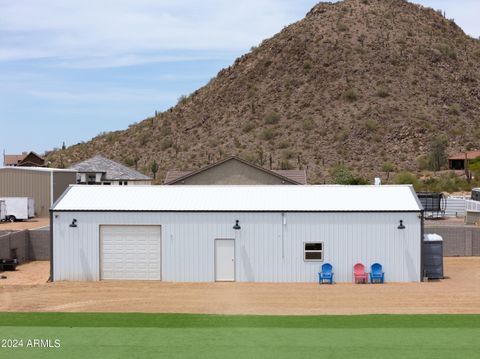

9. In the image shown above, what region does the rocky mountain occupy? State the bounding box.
[47,0,480,183]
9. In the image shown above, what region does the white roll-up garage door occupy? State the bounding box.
[100,225,161,280]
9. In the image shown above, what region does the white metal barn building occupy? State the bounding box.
[50,185,424,282]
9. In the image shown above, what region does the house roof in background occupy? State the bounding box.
[69,155,151,181]
[164,170,191,183]
[4,154,25,166]
[53,185,423,212]
[164,156,307,184]
[448,151,480,160]
[3,151,45,166]
[271,170,307,185]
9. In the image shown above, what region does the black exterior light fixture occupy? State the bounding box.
[233,220,241,230]
[70,219,78,228]
[398,220,405,230]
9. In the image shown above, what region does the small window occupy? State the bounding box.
[124,181,128,185]
[87,174,96,185]
[119,182,123,185]
[304,242,323,261]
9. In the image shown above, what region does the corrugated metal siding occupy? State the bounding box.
[445,197,467,217]
[0,169,51,217]
[53,211,421,282]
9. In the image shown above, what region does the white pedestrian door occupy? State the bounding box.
[100,225,161,280]
[215,239,235,281]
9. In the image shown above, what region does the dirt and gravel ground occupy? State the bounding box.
[0,217,49,231]
[1,258,480,315]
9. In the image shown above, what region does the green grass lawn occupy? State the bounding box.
[0,313,479,359]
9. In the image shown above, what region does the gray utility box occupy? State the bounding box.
[423,234,444,279]
[472,188,480,202]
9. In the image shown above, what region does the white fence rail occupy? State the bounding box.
[466,199,480,213]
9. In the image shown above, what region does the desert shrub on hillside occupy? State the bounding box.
[394,171,420,189]
[448,104,461,115]
[264,112,281,125]
[365,119,378,132]
[208,139,219,148]
[343,89,358,102]
[422,173,471,193]
[105,132,117,142]
[160,126,172,137]
[242,122,255,133]
[375,87,390,98]
[160,138,173,150]
[277,140,289,149]
[435,43,457,60]
[381,163,395,182]
[279,159,294,170]
[177,95,188,105]
[330,165,368,185]
[303,118,315,130]
[474,129,480,140]
[416,155,430,170]
[137,133,148,146]
[281,150,295,160]
[233,137,241,148]
[260,128,276,140]
[241,153,256,163]
[123,158,135,167]
[334,130,349,142]
[469,157,480,179]
[450,127,465,137]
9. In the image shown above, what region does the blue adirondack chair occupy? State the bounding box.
[318,263,334,284]
[370,263,385,284]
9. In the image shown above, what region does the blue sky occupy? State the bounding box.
[0,0,479,155]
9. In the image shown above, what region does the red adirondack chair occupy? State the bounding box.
[354,263,369,284]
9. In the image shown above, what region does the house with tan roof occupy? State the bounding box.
[164,156,307,185]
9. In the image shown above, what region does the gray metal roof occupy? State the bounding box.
[70,155,151,181]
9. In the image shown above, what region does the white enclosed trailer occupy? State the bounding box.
[0,197,35,221]
[52,185,424,283]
